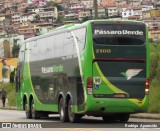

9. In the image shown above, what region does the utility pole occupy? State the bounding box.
[94,0,98,19]
[3,20,9,37]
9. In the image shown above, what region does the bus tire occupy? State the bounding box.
[41,112,49,118]
[31,99,40,119]
[68,99,80,123]
[25,100,32,119]
[102,116,116,123]
[59,97,69,122]
[118,113,130,122]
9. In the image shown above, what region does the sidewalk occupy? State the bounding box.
[0,99,17,110]
[131,113,160,120]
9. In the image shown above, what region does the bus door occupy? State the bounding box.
[91,21,147,100]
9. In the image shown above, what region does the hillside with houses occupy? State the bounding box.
[0,0,160,57]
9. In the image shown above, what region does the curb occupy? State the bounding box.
[0,106,17,110]
[131,113,160,120]
[0,99,17,110]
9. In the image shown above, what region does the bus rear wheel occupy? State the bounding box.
[59,98,69,122]
[102,116,116,123]
[25,100,32,119]
[118,113,130,122]
[68,99,81,123]
[31,99,40,119]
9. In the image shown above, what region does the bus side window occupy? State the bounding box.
[54,33,64,57]
[64,32,75,56]
[46,35,55,59]
[73,28,86,53]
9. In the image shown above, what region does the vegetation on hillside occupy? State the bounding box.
[0,83,16,106]
[148,42,160,113]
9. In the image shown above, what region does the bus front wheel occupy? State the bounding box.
[25,100,32,119]
[31,99,40,119]
[59,98,69,122]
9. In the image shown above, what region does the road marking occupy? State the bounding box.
[63,128,99,131]
[0,120,22,122]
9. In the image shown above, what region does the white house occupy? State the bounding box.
[38,11,57,21]
[78,10,91,20]
[28,8,44,13]
[115,0,127,7]
[20,13,36,23]
[68,2,84,13]
[107,6,118,17]
[141,5,154,11]
[12,12,21,24]
[122,7,134,18]
[81,0,93,9]
[133,9,142,18]
[0,15,5,22]
[69,0,80,3]
[129,0,141,7]
[142,10,151,19]
[64,12,77,19]
[92,6,106,18]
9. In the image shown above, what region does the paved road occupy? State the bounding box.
[0,109,160,130]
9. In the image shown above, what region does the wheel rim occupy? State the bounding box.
[60,104,64,118]
[59,98,69,122]
[31,101,35,118]
[25,103,28,115]
[68,100,74,121]
[59,99,64,120]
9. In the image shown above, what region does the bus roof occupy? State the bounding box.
[24,19,145,43]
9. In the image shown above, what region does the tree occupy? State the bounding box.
[47,1,64,11]
[56,16,64,23]
[54,3,64,11]
[47,1,55,6]
[24,7,30,13]
[81,16,93,23]
[35,14,40,21]
[12,39,20,57]
[13,38,20,45]
[12,44,20,57]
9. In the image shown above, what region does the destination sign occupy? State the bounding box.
[92,22,146,45]
[94,30,144,36]
[92,22,146,39]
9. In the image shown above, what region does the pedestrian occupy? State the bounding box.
[1,88,7,107]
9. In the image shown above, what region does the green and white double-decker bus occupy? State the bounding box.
[15,19,150,123]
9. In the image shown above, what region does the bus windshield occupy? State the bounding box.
[92,22,146,45]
